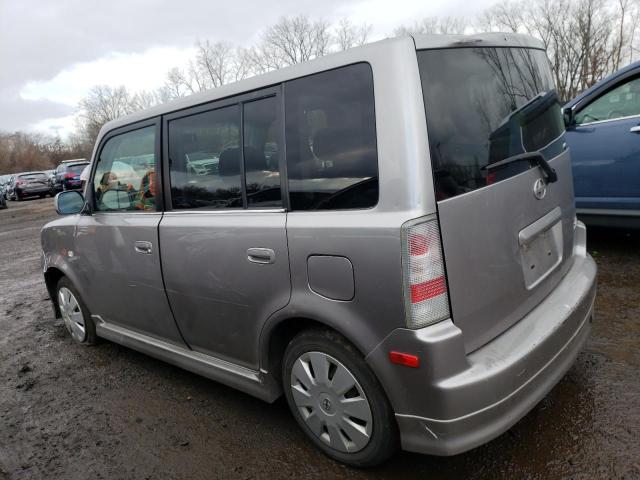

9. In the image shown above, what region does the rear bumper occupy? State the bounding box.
[366,222,596,456]
[16,187,50,196]
[62,180,82,190]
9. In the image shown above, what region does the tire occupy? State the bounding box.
[55,276,98,345]
[282,329,398,467]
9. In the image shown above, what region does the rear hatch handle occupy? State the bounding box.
[484,152,558,183]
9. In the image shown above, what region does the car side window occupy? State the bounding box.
[243,96,282,208]
[284,63,379,211]
[168,105,242,209]
[93,126,157,212]
[575,76,640,125]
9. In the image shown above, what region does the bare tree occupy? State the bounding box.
[478,0,640,100]
[161,67,192,99]
[130,90,163,111]
[0,131,88,173]
[58,3,640,162]
[334,18,372,51]
[250,15,332,72]
[77,85,137,147]
[395,16,468,36]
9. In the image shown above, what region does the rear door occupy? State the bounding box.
[568,73,640,212]
[418,46,575,352]
[159,88,290,370]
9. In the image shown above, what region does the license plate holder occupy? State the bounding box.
[519,208,563,290]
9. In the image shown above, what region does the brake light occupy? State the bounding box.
[64,173,75,179]
[402,218,450,329]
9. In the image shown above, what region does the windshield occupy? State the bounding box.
[418,47,565,200]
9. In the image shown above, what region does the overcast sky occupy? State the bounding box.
[0,0,495,138]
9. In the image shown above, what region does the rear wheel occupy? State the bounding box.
[56,277,97,345]
[282,329,398,467]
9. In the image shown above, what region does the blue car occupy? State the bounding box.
[564,61,640,228]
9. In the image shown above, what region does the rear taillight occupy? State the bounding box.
[402,217,450,329]
[64,173,75,179]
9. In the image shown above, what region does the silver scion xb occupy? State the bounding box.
[42,33,597,467]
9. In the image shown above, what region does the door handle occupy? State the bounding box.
[134,241,153,255]
[247,248,275,264]
[629,126,640,133]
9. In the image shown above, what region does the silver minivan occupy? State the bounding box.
[42,33,597,467]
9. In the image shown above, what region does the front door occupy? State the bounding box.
[568,74,640,212]
[74,119,184,344]
[159,89,291,370]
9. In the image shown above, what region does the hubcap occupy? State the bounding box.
[290,351,372,453]
[58,287,85,342]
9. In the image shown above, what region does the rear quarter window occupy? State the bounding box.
[285,63,379,210]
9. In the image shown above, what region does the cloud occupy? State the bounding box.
[0,0,498,137]
[0,86,75,132]
[20,46,196,106]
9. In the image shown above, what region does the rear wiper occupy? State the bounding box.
[483,152,558,183]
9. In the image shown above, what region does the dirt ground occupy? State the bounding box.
[0,197,638,480]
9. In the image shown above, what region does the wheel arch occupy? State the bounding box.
[44,267,65,318]
[260,315,371,384]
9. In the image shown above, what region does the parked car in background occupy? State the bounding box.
[43,34,596,467]
[52,159,89,193]
[44,169,56,191]
[5,175,17,200]
[564,61,640,228]
[0,174,11,200]
[13,171,52,200]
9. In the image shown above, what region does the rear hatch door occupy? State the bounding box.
[417,45,576,353]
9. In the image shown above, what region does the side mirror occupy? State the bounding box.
[562,107,574,128]
[54,190,85,215]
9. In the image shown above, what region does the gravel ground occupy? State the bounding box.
[0,197,638,480]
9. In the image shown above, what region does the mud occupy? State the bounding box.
[0,197,638,479]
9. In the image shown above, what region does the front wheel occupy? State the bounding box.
[56,277,97,345]
[282,329,398,467]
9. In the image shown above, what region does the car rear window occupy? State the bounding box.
[67,164,88,173]
[19,173,47,180]
[418,47,564,200]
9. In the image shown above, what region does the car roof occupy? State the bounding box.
[99,33,544,136]
[60,158,86,164]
